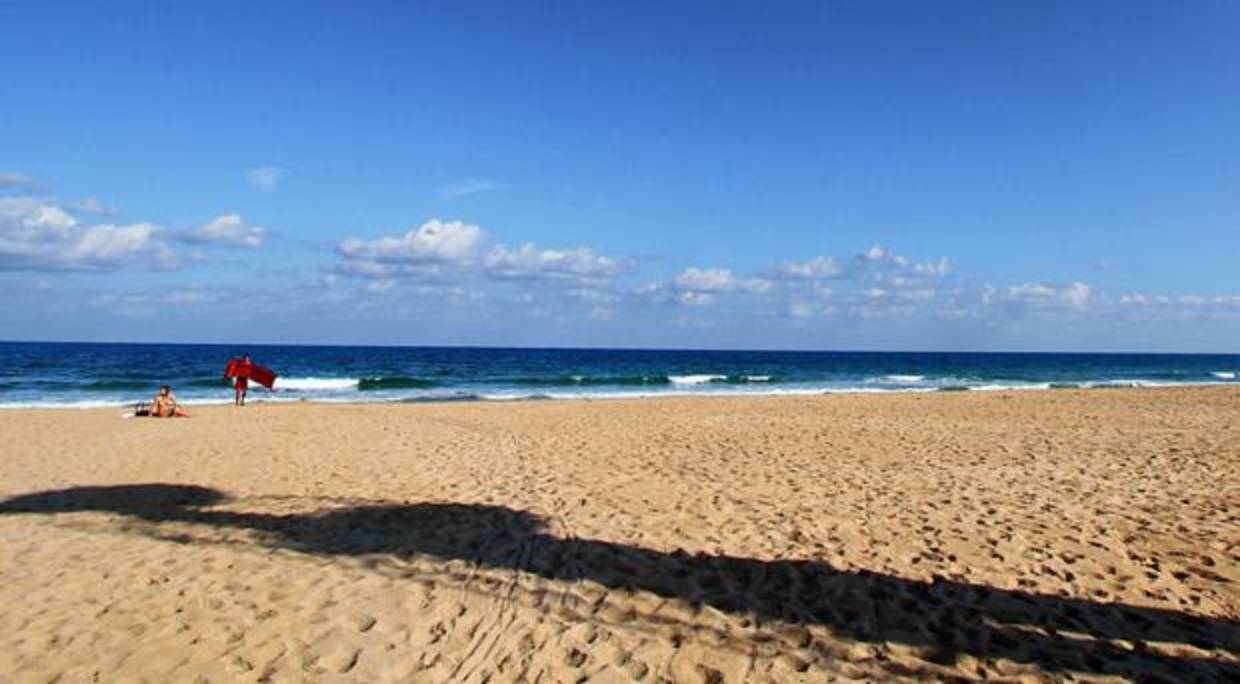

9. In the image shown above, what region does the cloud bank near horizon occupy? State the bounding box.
[3,173,1238,351]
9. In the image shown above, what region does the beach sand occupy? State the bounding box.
[0,388,1237,682]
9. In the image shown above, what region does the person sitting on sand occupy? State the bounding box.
[152,385,189,418]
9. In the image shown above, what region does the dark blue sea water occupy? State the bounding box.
[1,341,1237,407]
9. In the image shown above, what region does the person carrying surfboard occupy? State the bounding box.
[224,353,278,406]
[233,354,253,406]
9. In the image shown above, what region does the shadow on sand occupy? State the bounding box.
[2,483,1236,681]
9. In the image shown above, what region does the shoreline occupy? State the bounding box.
[2,380,1238,411]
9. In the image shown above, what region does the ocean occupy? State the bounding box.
[0,341,1237,408]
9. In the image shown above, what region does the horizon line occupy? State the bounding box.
[1,338,1236,357]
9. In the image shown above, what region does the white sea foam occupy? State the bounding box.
[745,375,772,382]
[668,374,727,385]
[539,387,830,401]
[0,396,233,409]
[1081,379,1176,389]
[970,383,1052,392]
[882,374,926,384]
[3,372,1233,409]
[820,386,936,394]
[0,400,127,410]
[273,377,359,391]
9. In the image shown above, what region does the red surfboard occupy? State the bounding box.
[246,364,277,389]
[224,359,278,390]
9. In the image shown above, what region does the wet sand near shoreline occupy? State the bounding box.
[0,388,1237,682]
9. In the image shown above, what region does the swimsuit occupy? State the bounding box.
[236,362,252,390]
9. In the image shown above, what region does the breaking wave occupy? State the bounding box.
[509,375,671,386]
[358,376,438,390]
[274,377,359,391]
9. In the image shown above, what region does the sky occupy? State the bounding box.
[2,1,1238,351]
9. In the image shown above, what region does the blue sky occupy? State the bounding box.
[2,1,1238,351]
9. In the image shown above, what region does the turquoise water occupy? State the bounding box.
[1,341,1237,407]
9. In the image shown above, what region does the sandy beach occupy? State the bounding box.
[0,388,1237,682]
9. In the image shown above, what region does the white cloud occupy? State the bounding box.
[0,171,42,191]
[895,288,937,303]
[675,267,734,292]
[977,285,1240,326]
[779,255,843,279]
[741,277,773,293]
[89,289,217,316]
[439,179,503,199]
[1055,289,1240,324]
[913,257,950,277]
[568,287,619,303]
[335,221,630,304]
[853,245,948,279]
[246,166,286,192]
[677,291,717,306]
[860,244,892,261]
[71,223,160,262]
[1063,282,1091,309]
[1119,293,1148,305]
[1008,283,1056,299]
[165,290,216,305]
[788,300,835,318]
[364,279,396,294]
[0,197,176,271]
[749,245,953,319]
[638,267,772,308]
[779,248,946,288]
[332,221,630,322]
[339,219,485,263]
[182,213,268,248]
[647,246,936,311]
[484,243,624,282]
[324,232,1240,331]
[1007,281,1091,310]
[71,197,117,216]
[0,197,76,239]
[331,258,426,279]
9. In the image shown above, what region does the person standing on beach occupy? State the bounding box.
[234,353,252,406]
